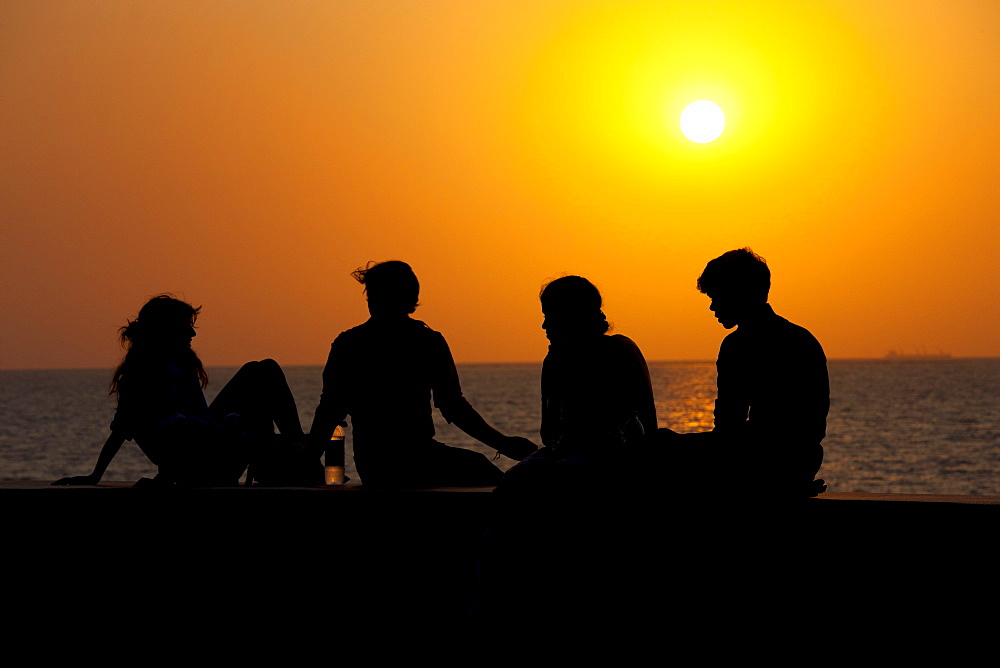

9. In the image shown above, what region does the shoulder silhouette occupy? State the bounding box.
[308,260,536,489]
[657,248,829,498]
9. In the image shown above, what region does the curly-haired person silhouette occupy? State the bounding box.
[659,248,829,497]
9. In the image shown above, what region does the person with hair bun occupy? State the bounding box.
[476,276,658,616]
[307,260,537,488]
[497,275,657,493]
[53,295,311,487]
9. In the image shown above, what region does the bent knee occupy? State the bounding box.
[242,358,281,373]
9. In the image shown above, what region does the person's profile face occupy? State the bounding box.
[541,313,558,341]
[541,312,570,343]
[707,291,745,329]
[158,320,197,349]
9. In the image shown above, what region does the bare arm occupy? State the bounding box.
[307,339,351,459]
[443,399,538,460]
[443,399,507,448]
[617,335,658,440]
[713,337,750,437]
[52,432,126,485]
[433,335,537,460]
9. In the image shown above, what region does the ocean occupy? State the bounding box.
[2,359,998,494]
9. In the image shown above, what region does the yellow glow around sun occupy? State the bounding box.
[680,100,725,143]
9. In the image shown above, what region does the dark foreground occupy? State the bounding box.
[5,481,998,653]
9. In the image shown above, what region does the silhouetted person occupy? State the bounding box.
[660,248,829,496]
[53,295,312,487]
[478,276,658,617]
[307,260,536,488]
[497,275,657,494]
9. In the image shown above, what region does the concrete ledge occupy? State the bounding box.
[5,481,998,630]
[7,479,1000,503]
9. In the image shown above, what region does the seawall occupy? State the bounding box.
[5,481,998,638]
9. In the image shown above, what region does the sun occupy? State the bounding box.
[680,100,725,143]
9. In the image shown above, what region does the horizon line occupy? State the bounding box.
[3,355,999,372]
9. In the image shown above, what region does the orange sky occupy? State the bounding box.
[2,1,998,369]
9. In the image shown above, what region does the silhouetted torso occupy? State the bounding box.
[111,364,215,461]
[714,304,829,483]
[313,315,481,481]
[484,331,657,616]
[541,333,657,455]
[111,363,245,483]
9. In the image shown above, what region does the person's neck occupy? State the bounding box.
[738,303,773,328]
[368,310,411,322]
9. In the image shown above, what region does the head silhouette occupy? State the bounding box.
[352,260,420,316]
[540,275,610,342]
[121,295,199,349]
[697,248,770,329]
[111,294,207,395]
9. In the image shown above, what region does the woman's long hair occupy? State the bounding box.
[110,295,208,397]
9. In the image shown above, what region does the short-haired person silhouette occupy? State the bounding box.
[53,295,311,487]
[660,248,829,496]
[307,261,537,487]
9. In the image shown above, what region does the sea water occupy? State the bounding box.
[2,359,998,494]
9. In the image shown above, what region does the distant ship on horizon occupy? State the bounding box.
[884,349,952,361]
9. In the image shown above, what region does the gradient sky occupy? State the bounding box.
[3,1,998,369]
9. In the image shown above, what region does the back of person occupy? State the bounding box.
[332,317,454,448]
[716,307,828,486]
[541,333,655,455]
[309,260,536,488]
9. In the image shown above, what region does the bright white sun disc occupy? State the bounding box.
[680,100,725,143]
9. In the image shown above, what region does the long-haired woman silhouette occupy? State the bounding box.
[53,295,311,486]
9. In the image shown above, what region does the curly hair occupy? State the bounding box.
[697,247,770,301]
